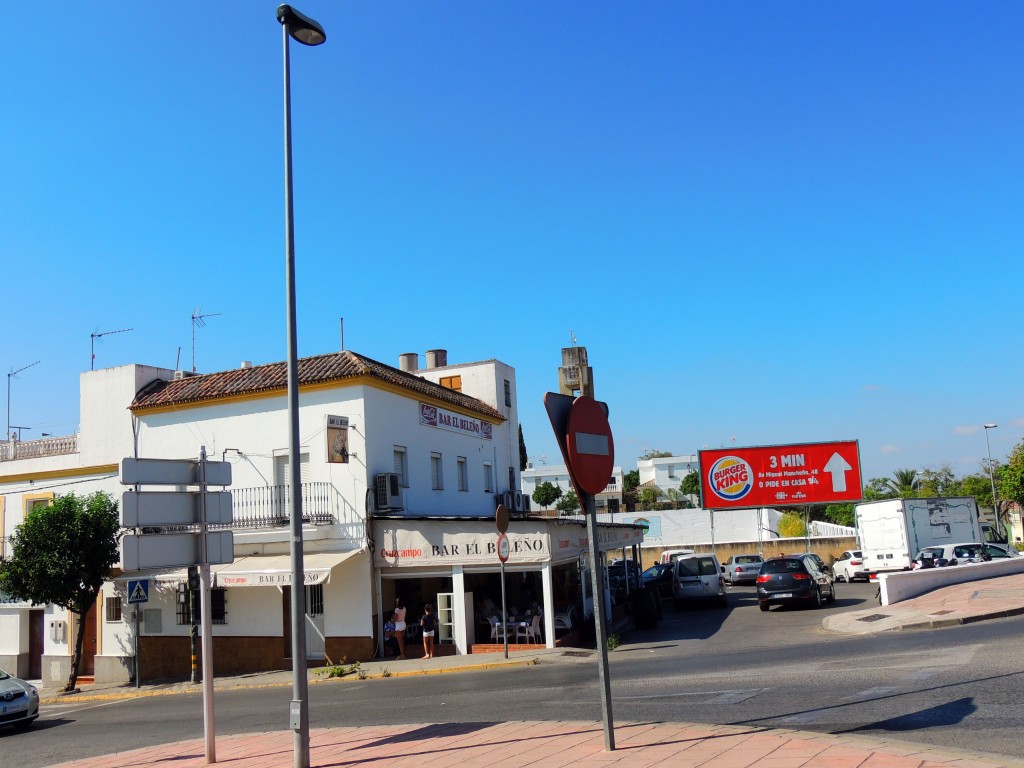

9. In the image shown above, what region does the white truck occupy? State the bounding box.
[856,497,984,574]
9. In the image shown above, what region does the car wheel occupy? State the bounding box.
[826,583,836,603]
[812,587,822,608]
[835,572,846,583]
[759,601,769,612]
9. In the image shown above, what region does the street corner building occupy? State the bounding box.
[1,346,645,684]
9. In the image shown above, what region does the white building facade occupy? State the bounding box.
[2,349,643,683]
[521,465,625,513]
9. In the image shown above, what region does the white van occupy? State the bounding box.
[659,548,696,565]
[672,553,727,608]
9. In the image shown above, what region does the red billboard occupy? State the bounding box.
[699,440,862,509]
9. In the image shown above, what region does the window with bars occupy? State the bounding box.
[307,584,324,617]
[431,452,444,490]
[504,379,511,407]
[393,446,408,486]
[176,588,227,625]
[457,457,468,491]
[105,596,122,622]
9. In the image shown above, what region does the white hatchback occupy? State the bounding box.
[672,553,727,608]
[832,550,868,582]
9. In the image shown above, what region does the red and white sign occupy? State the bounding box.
[565,396,615,496]
[699,440,862,509]
[497,533,510,563]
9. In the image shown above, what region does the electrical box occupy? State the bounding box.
[49,620,67,643]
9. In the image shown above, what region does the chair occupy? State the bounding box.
[488,615,508,642]
[517,613,542,644]
[553,604,575,632]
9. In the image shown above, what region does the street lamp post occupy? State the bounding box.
[277,6,326,768]
[984,423,999,531]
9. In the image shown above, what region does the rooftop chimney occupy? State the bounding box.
[240,361,253,369]
[399,353,419,372]
[425,349,448,369]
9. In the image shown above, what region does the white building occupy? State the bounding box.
[636,454,699,497]
[521,465,625,513]
[2,348,643,683]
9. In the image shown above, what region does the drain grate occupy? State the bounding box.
[562,650,593,658]
[857,614,888,622]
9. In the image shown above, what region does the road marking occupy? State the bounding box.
[616,688,768,704]
[41,698,139,718]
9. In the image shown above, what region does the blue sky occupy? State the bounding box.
[3,2,1022,483]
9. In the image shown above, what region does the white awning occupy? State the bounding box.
[215,549,363,588]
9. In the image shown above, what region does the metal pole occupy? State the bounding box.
[282,21,311,768]
[198,446,216,764]
[134,608,140,689]
[499,560,508,659]
[584,492,615,751]
[984,425,999,531]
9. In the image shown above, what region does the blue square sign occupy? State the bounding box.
[127,579,150,604]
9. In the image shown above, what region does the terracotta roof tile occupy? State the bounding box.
[130,350,504,421]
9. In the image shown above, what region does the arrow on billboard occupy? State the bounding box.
[824,453,853,492]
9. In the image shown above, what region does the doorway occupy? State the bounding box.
[282,585,326,661]
[80,603,98,676]
[28,610,44,679]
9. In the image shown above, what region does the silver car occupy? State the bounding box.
[0,669,40,729]
[721,554,765,585]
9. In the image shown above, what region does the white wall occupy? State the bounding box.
[608,507,782,547]
[637,455,698,491]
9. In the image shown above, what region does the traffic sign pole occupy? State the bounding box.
[584,491,615,751]
[198,446,216,765]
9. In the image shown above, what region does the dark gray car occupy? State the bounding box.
[756,555,835,611]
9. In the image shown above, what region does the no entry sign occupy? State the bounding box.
[699,440,862,509]
[565,396,615,496]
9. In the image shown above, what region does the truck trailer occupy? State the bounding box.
[856,497,984,574]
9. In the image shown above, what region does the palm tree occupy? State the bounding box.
[886,468,920,498]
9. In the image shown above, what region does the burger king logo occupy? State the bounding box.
[708,456,753,501]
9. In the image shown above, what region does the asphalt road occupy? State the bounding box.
[10,581,1024,767]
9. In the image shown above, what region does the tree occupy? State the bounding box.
[862,477,894,500]
[638,449,673,460]
[918,464,960,497]
[622,470,640,513]
[518,424,528,472]
[664,488,691,508]
[885,468,920,498]
[679,470,701,500]
[823,504,855,528]
[777,511,806,537]
[532,481,563,509]
[960,472,995,510]
[639,486,663,511]
[556,490,580,516]
[1000,439,1024,512]
[0,492,120,692]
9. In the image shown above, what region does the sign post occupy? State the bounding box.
[495,505,510,658]
[127,579,148,689]
[545,392,616,752]
[119,448,232,765]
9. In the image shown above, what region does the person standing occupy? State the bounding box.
[391,597,407,659]
[420,603,437,659]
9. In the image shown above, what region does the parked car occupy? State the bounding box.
[983,542,1021,559]
[0,669,39,728]
[642,562,675,599]
[913,543,988,568]
[721,554,765,585]
[659,549,696,565]
[832,550,869,582]
[607,559,641,605]
[756,555,836,611]
[672,553,727,608]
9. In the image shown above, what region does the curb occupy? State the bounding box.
[40,656,541,705]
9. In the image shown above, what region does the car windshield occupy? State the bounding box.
[735,556,762,564]
[643,565,670,577]
[0,670,9,680]
[953,544,983,558]
[761,558,806,574]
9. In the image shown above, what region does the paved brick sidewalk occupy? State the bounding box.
[48,720,1024,768]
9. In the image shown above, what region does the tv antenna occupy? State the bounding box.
[191,307,221,372]
[90,327,133,370]
[569,329,577,346]
[7,360,40,438]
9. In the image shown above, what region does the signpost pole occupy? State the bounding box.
[134,608,141,690]
[198,446,216,764]
[499,558,508,659]
[584,491,615,751]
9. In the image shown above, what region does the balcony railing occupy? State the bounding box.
[0,435,78,462]
[218,482,336,529]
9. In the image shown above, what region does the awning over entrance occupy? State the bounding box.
[215,549,363,587]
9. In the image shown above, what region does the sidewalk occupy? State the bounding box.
[44,571,1024,768]
[823,570,1024,635]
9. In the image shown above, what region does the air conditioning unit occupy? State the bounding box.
[375,473,403,511]
[501,490,515,511]
[513,491,525,513]
[520,494,532,514]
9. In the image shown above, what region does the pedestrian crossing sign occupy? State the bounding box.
[128,579,150,604]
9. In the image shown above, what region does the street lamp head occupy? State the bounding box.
[277,4,326,46]
[984,423,997,429]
